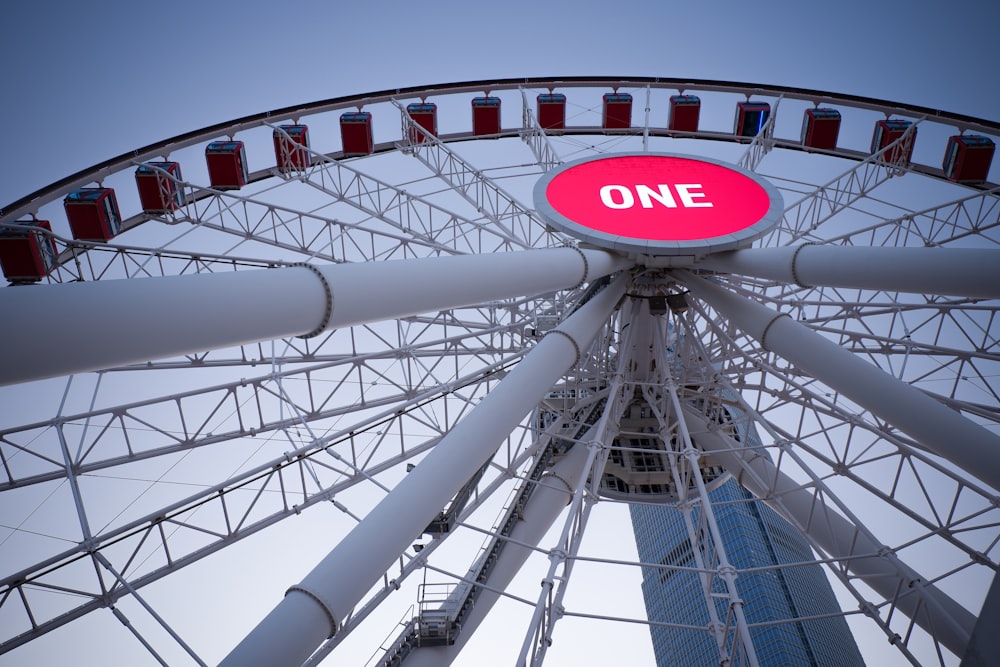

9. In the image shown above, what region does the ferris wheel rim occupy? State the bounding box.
[0,76,997,667]
[4,74,999,225]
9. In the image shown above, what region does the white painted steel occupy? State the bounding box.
[219,275,627,667]
[2,78,997,667]
[0,247,628,386]
[518,442,604,667]
[697,245,1000,298]
[1,267,324,385]
[403,441,592,667]
[681,271,1000,491]
[322,248,628,329]
[668,382,761,667]
[679,404,976,655]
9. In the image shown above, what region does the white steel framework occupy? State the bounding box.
[0,77,998,667]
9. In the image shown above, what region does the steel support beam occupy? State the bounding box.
[961,570,1000,666]
[517,443,603,667]
[394,106,553,250]
[680,271,1000,491]
[0,248,629,385]
[680,403,976,656]
[668,383,760,667]
[402,441,592,667]
[698,245,1000,299]
[218,274,627,667]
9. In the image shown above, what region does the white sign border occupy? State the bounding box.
[532,152,784,256]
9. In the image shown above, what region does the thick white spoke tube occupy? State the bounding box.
[219,274,628,667]
[680,404,975,655]
[697,245,1000,299]
[403,441,593,667]
[681,271,1000,491]
[0,248,630,385]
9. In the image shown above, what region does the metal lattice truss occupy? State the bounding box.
[1,78,998,667]
[737,95,782,173]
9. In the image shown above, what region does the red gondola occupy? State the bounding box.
[801,108,841,150]
[537,93,566,131]
[205,141,249,190]
[273,125,310,172]
[341,111,374,156]
[943,135,995,183]
[602,93,632,129]
[668,95,700,133]
[472,96,501,136]
[64,188,122,241]
[0,220,58,281]
[735,101,771,138]
[871,119,915,164]
[406,103,438,143]
[135,161,184,213]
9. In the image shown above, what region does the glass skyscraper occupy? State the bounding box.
[630,482,866,666]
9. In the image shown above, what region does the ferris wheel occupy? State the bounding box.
[0,76,998,667]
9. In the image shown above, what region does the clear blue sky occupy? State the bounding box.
[2,0,997,208]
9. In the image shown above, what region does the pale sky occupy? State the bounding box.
[3,0,998,208]
[1,1,998,666]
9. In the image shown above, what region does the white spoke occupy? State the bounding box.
[1,77,996,667]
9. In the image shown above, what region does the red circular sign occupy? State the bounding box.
[543,154,772,242]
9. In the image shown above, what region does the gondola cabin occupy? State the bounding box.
[135,161,184,213]
[340,111,374,156]
[602,93,632,129]
[537,93,566,131]
[406,103,438,143]
[943,135,995,183]
[871,119,915,164]
[273,125,310,172]
[205,141,249,190]
[668,95,700,132]
[0,220,58,282]
[64,188,122,241]
[471,96,501,136]
[801,108,841,150]
[735,101,771,138]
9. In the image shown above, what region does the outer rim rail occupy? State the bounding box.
[4,75,998,221]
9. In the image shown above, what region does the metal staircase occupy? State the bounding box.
[373,398,606,666]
